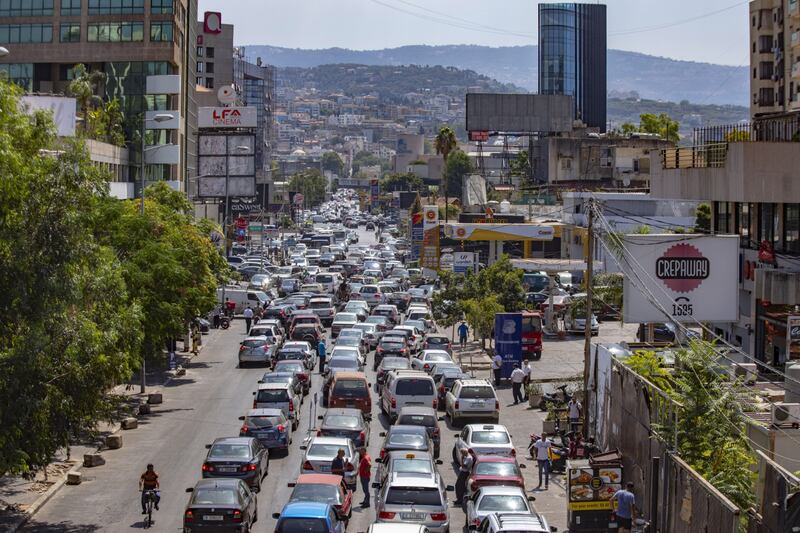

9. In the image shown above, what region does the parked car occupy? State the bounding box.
[238,408,292,453]
[286,474,354,523]
[201,437,270,492]
[183,478,257,533]
[317,407,370,447]
[445,379,500,425]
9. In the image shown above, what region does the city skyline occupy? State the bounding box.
[197,0,750,66]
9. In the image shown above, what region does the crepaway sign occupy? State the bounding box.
[198,106,257,129]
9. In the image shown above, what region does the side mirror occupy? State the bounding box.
[445,485,455,492]
[454,433,460,438]
[371,482,380,489]
[519,463,527,469]
[252,391,256,395]
[299,445,307,450]
[435,459,443,465]
[287,482,296,488]
[185,487,194,493]
[379,432,386,437]
[550,528,558,532]
[468,526,478,531]
[205,444,212,449]
[527,496,537,502]
[257,380,263,384]
[238,416,245,421]
[318,415,324,420]
[438,416,445,421]
[272,512,281,519]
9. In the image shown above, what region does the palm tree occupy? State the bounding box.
[434,126,457,223]
[66,64,107,133]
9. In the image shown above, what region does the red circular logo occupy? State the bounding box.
[426,210,436,220]
[655,243,709,293]
[456,227,466,238]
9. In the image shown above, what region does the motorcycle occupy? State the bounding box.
[220,315,231,330]
[527,433,568,474]
[538,384,571,411]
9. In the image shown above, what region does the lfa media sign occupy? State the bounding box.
[622,235,738,323]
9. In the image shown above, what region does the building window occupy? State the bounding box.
[196,76,203,86]
[0,0,54,16]
[0,24,53,43]
[149,22,172,42]
[196,61,204,73]
[205,77,213,89]
[737,202,752,247]
[785,204,800,254]
[759,203,777,245]
[60,0,80,15]
[0,63,33,91]
[205,61,214,74]
[59,23,80,42]
[88,0,142,14]
[206,46,214,58]
[196,45,203,57]
[150,0,172,14]
[714,201,733,234]
[87,22,143,42]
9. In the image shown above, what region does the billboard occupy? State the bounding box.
[410,211,423,261]
[198,107,257,129]
[453,252,477,274]
[621,235,739,323]
[21,95,76,137]
[420,206,440,270]
[494,313,522,379]
[466,93,573,134]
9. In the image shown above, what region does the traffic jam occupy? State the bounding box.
[186,189,558,533]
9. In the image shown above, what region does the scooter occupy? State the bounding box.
[220,315,231,330]
[538,384,571,411]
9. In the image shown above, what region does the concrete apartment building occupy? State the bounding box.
[0,0,199,190]
[750,0,800,116]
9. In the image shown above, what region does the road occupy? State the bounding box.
[21,225,638,532]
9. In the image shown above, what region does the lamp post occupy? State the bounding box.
[220,145,252,318]
[0,47,10,58]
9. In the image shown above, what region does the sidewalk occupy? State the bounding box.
[0,328,218,532]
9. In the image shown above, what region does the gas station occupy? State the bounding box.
[442,222,561,264]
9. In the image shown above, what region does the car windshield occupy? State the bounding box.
[478,495,528,512]
[398,414,436,427]
[310,301,332,309]
[337,338,359,347]
[192,488,238,505]
[263,376,291,385]
[290,484,340,504]
[246,416,283,428]
[325,415,360,428]
[339,330,361,339]
[308,443,348,457]
[475,462,519,476]
[396,379,434,395]
[388,433,426,448]
[460,387,495,399]
[424,353,450,362]
[276,363,303,373]
[256,389,289,402]
[277,518,329,533]
[335,314,357,323]
[471,431,510,444]
[209,444,251,459]
[242,340,266,348]
[328,358,358,370]
[390,458,433,475]
[382,359,410,370]
[385,487,442,506]
[333,380,368,398]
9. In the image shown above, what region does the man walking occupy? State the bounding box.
[567,395,583,433]
[358,447,372,507]
[611,482,637,533]
[534,433,552,490]
[457,320,469,349]
[491,353,504,387]
[510,363,525,404]
[243,305,254,334]
[455,449,474,504]
[318,339,327,373]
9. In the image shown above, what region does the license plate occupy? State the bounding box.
[203,515,223,521]
[470,401,485,408]
[217,466,237,473]
[401,513,425,520]
[257,432,275,440]
[346,403,356,408]
[318,465,330,472]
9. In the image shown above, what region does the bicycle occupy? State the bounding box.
[142,490,158,528]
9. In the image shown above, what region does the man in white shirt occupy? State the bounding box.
[534,434,552,489]
[491,353,504,386]
[243,305,254,334]
[510,363,525,404]
[522,360,532,401]
[567,395,583,433]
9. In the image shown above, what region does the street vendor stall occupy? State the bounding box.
[566,450,623,532]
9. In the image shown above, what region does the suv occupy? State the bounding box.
[359,285,385,307]
[475,510,555,533]
[252,383,300,430]
[328,372,372,418]
[309,296,336,326]
[445,380,499,424]
[380,370,437,422]
[372,304,400,326]
[374,471,453,533]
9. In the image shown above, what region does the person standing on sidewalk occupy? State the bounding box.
[534,433,552,489]
[455,449,474,504]
[358,447,372,507]
[243,305,254,334]
[491,353,504,387]
[522,359,532,401]
[510,363,525,404]
[457,320,469,349]
[318,339,327,373]
[567,395,583,433]
[611,482,637,533]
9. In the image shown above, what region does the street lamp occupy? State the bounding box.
[0,47,10,58]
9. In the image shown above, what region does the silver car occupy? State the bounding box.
[465,486,537,530]
[238,336,275,367]
[299,436,360,489]
[252,383,301,430]
[374,471,453,533]
[375,450,442,488]
[452,424,516,462]
[411,350,453,373]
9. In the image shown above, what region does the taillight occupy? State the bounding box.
[316,428,322,436]
[202,463,214,472]
[241,463,257,472]
[288,400,294,412]
[455,400,459,409]
[303,460,313,470]
[431,513,448,521]
[233,509,243,523]
[470,517,481,526]
[359,431,366,443]
[432,427,440,436]
[277,424,285,432]
[511,448,517,456]
[432,398,438,409]
[380,448,386,460]
[184,510,194,522]
[240,425,249,434]
[495,400,500,410]
[377,347,384,353]
[423,363,430,370]
[391,398,396,408]
[467,448,474,455]
[438,384,445,393]
[253,400,257,408]
[379,511,396,519]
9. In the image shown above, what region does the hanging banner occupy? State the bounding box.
[420,206,440,270]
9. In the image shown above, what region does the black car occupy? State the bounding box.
[259,371,303,398]
[396,406,442,458]
[202,437,270,492]
[264,304,296,328]
[374,337,409,370]
[387,291,411,312]
[184,478,257,533]
[317,407,370,447]
[378,425,433,460]
[423,334,452,354]
[525,291,549,307]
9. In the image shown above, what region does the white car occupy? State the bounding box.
[452,424,516,461]
[411,349,453,373]
[465,486,536,530]
[445,380,499,424]
[564,313,599,335]
[299,436,360,489]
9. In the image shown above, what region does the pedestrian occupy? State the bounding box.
[191,324,200,355]
[534,433,552,489]
[358,447,372,507]
[510,363,525,404]
[522,359,532,401]
[212,304,221,329]
[243,305,254,334]
[224,297,235,318]
[318,338,327,373]
[455,448,474,504]
[457,320,469,349]
[254,306,263,325]
[491,353,504,387]
[331,449,346,479]
[567,395,583,434]
[611,482,637,533]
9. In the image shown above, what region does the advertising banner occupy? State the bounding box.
[494,312,522,378]
[787,316,800,360]
[621,235,739,323]
[411,211,423,261]
[453,252,477,274]
[198,106,257,128]
[420,206,440,270]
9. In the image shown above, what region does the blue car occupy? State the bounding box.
[272,502,346,533]
[239,408,292,453]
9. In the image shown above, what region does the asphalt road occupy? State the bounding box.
[21,224,617,532]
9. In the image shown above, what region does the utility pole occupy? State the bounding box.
[583,197,594,439]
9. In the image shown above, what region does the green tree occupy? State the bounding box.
[321,151,345,176]
[638,112,680,143]
[431,270,465,340]
[463,295,504,348]
[463,255,524,312]
[0,79,141,474]
[288,169,328,207]
[435,126,458,221]
[724,129,750,142]
[87,98,125,146]
[381,172,425,193]
[66,64,107,133]
[509,150,530,177]
[444,148,472,198]
[352,151,383,174]
[439,203,461,220]
[695,203,711,233]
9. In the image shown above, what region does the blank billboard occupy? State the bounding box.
[466,93,573,133]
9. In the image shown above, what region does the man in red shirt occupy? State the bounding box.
[358,447,372,507]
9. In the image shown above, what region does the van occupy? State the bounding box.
[328,372,372,418]
[217,288,269,314]
[252,383,300,430]
[315,272,340,294]
[380,370,437,422]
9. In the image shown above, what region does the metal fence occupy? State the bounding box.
[661,143,728,169]
[747,451,800,533]
[693,115,800,145]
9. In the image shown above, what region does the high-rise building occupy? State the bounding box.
[749,0,800,118]
[538,2,607,132]
[0,0,199,192]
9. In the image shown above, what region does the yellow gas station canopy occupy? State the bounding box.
[443,223,557,241]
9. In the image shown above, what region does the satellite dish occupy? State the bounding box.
[217,85,236,105]
[623,176,631,187]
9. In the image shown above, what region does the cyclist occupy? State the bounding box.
[138,463,161,514]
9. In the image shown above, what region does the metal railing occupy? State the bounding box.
[693,115,800,145]
[661,143,728,169]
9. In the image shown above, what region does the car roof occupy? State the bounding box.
[279,501,332,519]
[474,454,517,463]
[458,379,493,387]
[492,513,550,533]
[476,486,527,496]
[243,336,268,342]
[296,474,344,486]
[247,408,285,417]
[331,372,367,380]
[389,424,429,435]
[466,423,508,432]
[257,382,292,390]
[212,436,254,445]
[193,478,244,490]
[398,406,437,416]
[325,408,363,417]
[310,436,352,445]
[386,471,439,488]
[369,524,427,533]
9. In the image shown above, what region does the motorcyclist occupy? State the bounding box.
[139,463,161,513]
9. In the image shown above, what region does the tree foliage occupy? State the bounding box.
[381,172,425,193]
[621,112,681,143]
[87,98,126,146]
[352,150,386,174]
[509,150,530,177]
[695,203,711,233]
[321,151,345,176]
[463,295,504,347]
[66,64,107,133]
[444,148,472,198]
[288,169,328,207]
[463,255,524,312]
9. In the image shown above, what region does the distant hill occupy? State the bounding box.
[244,44,748,107]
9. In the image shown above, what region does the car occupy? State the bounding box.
[453,424,516,462]
[309,296,336,326]
[387,291,412,312]
[445,379,500,424]
[404,319,432,336]
[376,356,411,386]
[248,323,284,347]
[324,354,362,377]
[395,406,443,458]
[330,344,364,365]
[433,368,469,407]
[564,313,599,335]
[365,314,392,332]
[353,322,380,349]
[291,323,325,345]
[381,370,438,421]
[467,455,526,497]
[302,283,325,294]
[375,336,410,369]
[336,328,368,356]
[359,284,386,307]
[289,312,323,333]
[286,474,354,522]
[300,436,360,489]
[378,425,433,463]
[411,349,453,373]
[279,278,301,296]
[475,511,556,533]
[317,407,370,447]
[327,372,372,418]
[264,303,295,327]
[276,340,316,370]
[183,478,257,533]
[253,382,301,429]
[374,471,453,533]
[238,336,275,367]
[274,359,311,394]
[258,371,302,398]
[343,300,369,321]
[375,450,442,489]
[372,304,400,326]
[238,408,292,453]
[202,437,270,492]
[319,253,336,267]
[465,486,537,530]
[331,312,359,338]
[392,325,424,353]
[272,502,346,533]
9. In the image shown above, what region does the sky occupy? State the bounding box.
[197,0,750,66]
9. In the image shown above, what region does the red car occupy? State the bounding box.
[467,455,526,497]
[287,474,354,522]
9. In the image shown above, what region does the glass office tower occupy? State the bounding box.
[539,3,607,132]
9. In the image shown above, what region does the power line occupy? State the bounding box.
[607,0,749,37]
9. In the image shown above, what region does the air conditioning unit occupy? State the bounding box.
[731,363,758,384]
[771,402,800,426]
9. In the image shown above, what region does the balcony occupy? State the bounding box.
[793,61,800,79]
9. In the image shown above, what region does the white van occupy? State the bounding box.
[217,288,269,314]
[380,370,437,422]
[315,272,341,294]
